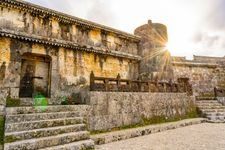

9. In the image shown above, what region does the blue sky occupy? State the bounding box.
[25,0,225,59]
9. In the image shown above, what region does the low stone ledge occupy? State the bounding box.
[218,97,225,106]
[91,118,206,145]
[0,106,4,116]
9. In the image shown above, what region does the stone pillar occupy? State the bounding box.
[0,88,8,116]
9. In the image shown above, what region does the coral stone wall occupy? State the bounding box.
[172,56,225,96]
[88,92,195,131]
[0,88,8,115]
[0,4,139,56]
[173,65,217,96]
[0,1,140,104]
[0,37,139,104]
[134,20,173,81]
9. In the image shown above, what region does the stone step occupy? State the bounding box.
[196,97,216,100]
[39,139,95,150]
[196,100,219,104]
[196,103,222,107]
[206,119,225,123]
[207,116,225,120]
[4,131,90,150]
[5,124,86,143]
[205,112,225,116]
[201,109,225,113]
[197,106,225,109]
[6,111,83,123]
[6,105,90,115]
[5,117,84,133]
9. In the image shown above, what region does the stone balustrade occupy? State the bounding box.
[90,71,193,95]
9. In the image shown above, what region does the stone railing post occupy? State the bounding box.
[116,73,121,91]
[90,71,95,91]
[214,87,217,98]
[163,83,167,92]
[104,79,109,91]
[128,80,132,92]
[148,81,151,92]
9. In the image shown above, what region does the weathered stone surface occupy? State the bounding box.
[5,124,86,142]
[39,139,95,150]
[4,105,94,149]
[134,20,173,81]
[6,111,86,123]
[4,131,90,150]
[92,118,205,145]
[0,88,8,115]
[196,98,225,123]
[0,37,139,104]
[173,56,225,96]
[88,92,195,131]
[5,117,84,133]
[0,0,139,55]
[6,105,91,115]
[217,97,225,105]
[96,123,225,150]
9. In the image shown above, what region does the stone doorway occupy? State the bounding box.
[19,53,51,98]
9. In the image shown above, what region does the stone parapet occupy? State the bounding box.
[0,88,8,115]
[88,92,195,131]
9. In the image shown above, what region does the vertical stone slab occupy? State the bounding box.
[0,88,8,115]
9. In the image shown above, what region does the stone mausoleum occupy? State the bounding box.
[1,0,224,103]
[0,0,225,149]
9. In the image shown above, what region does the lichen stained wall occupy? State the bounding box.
[0,2,139,104]
[0,36,138,104]
[172,56,225,96]
[0,5,139,56]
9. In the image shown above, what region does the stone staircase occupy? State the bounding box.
[4,105,95,150]
[196,97,225,123]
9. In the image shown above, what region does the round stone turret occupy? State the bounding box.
[134,20,172,81]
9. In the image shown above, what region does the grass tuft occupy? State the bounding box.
[0,116,5,145]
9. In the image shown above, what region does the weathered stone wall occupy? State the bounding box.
[172,56,225,96]
[0,3,139,56]
[0,88,8,115]
[173,65,217,96]
[0,1,140,104]
[134,20,173,81]
[0,37,139,104]
[88,92,195,131]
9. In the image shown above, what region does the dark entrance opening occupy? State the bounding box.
[19,53,51,98]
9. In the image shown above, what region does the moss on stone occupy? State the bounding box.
[4,135,18,143]
[6,96,20,107]
[91,107,199,135]
[0,116,5,145]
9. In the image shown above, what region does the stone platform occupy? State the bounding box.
[91,118,206,145]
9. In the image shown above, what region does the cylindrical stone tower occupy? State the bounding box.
[134,20,173,81]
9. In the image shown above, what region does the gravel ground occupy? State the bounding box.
[96,123,225,150]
